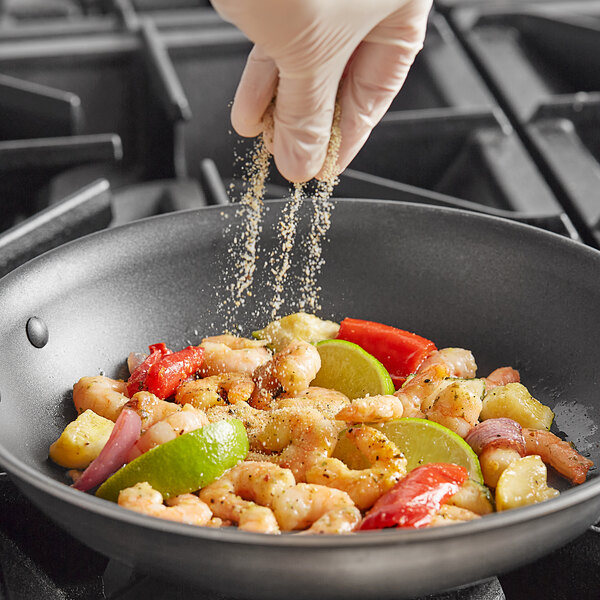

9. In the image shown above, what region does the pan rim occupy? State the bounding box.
[1,197,600,288]
[0,198,599,548]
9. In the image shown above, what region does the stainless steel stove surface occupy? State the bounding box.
[1,1,599,599]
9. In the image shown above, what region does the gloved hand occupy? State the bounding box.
[210,0,433,182]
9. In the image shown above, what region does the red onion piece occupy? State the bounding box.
[127,351,148,375]
[465,418,525,456]
[73,408,142,492]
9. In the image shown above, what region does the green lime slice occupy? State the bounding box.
[311,339,395,400]
[333,417,483,483]
[96,419,248,503]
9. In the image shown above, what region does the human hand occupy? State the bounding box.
[210,0,433,182]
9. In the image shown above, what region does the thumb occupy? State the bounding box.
[336,1,431,172]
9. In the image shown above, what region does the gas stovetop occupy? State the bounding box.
[1,1,600,599]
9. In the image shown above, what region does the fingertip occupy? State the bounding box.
[270,75,338,182]
[273,140,328,183]
[231,109,264,138]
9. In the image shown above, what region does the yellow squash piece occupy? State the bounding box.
[495,455,559,511]
[481,383,554,430]
[447,480,495,515]
[49,409,114,469]
[253,312,340,352]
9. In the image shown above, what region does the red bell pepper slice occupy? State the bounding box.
[144,345,204,399]
[359,463,468,530]
[126,343,172,397]
[336,318,436,389]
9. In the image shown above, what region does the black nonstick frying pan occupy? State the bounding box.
[0,199,599,599]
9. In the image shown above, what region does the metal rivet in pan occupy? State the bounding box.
[26,317,49,348]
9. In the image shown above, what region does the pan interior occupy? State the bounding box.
[0,199,598,489]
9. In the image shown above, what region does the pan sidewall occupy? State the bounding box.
[1,200,600,596]
[12,474,600,600]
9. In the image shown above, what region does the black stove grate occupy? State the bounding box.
[447,1,600,247]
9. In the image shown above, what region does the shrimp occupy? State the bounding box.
[125,391,180,431]
[523,428,593,485]
[205,401,270,450]
[253,407,339,482]
[73,375,129,422]
[127,404,209,462]
[118,482,213,526]
[199,462,295,533]
[423,379,483,438]
[335,395,404,424]
[272,483,361,533]
[253,341,321,397]
[419,348,477,379]
[175,373,255,410]
[483,367,520,391]
[305,426,407,509]
[393,364,450,418]
[428,505,480,527]
[275,387,351,420]
[200,335,271,377]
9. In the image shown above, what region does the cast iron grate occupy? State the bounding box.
[448,2,600,246]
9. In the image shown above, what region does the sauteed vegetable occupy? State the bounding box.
[50,313,594,533]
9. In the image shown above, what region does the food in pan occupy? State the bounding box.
[50,313,594,533]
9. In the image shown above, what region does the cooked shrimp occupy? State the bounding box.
[419,348,477,379]
[201,335,271,377]
[175,373,255,410]
[428,505,480,527]
[272,483,361,533]
[254,407,339,482]
[73,375,129,422]
[118,482,212,526]
[253,341,321,397]
[275,387,351,420]
[127,404,209,462]
[423,379,483,438]
[483,367,520,391]
[523,428,593,485]
[305,426,407,509]
[199,462,294,533]
[205,401,270,450]
[125,391,180,431]
[335,395,404,424]
[393,364,450,418]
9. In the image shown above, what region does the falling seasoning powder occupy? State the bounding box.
[219,102,341,329]
[218,134,271,332]
[297,102,341,314]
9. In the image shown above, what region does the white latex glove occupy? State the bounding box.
[210,0,433,182]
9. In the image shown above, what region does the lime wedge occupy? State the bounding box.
[96,419,248,503]
[333,418,483,483]
[253,312,340,352]
[311,339,395,400]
